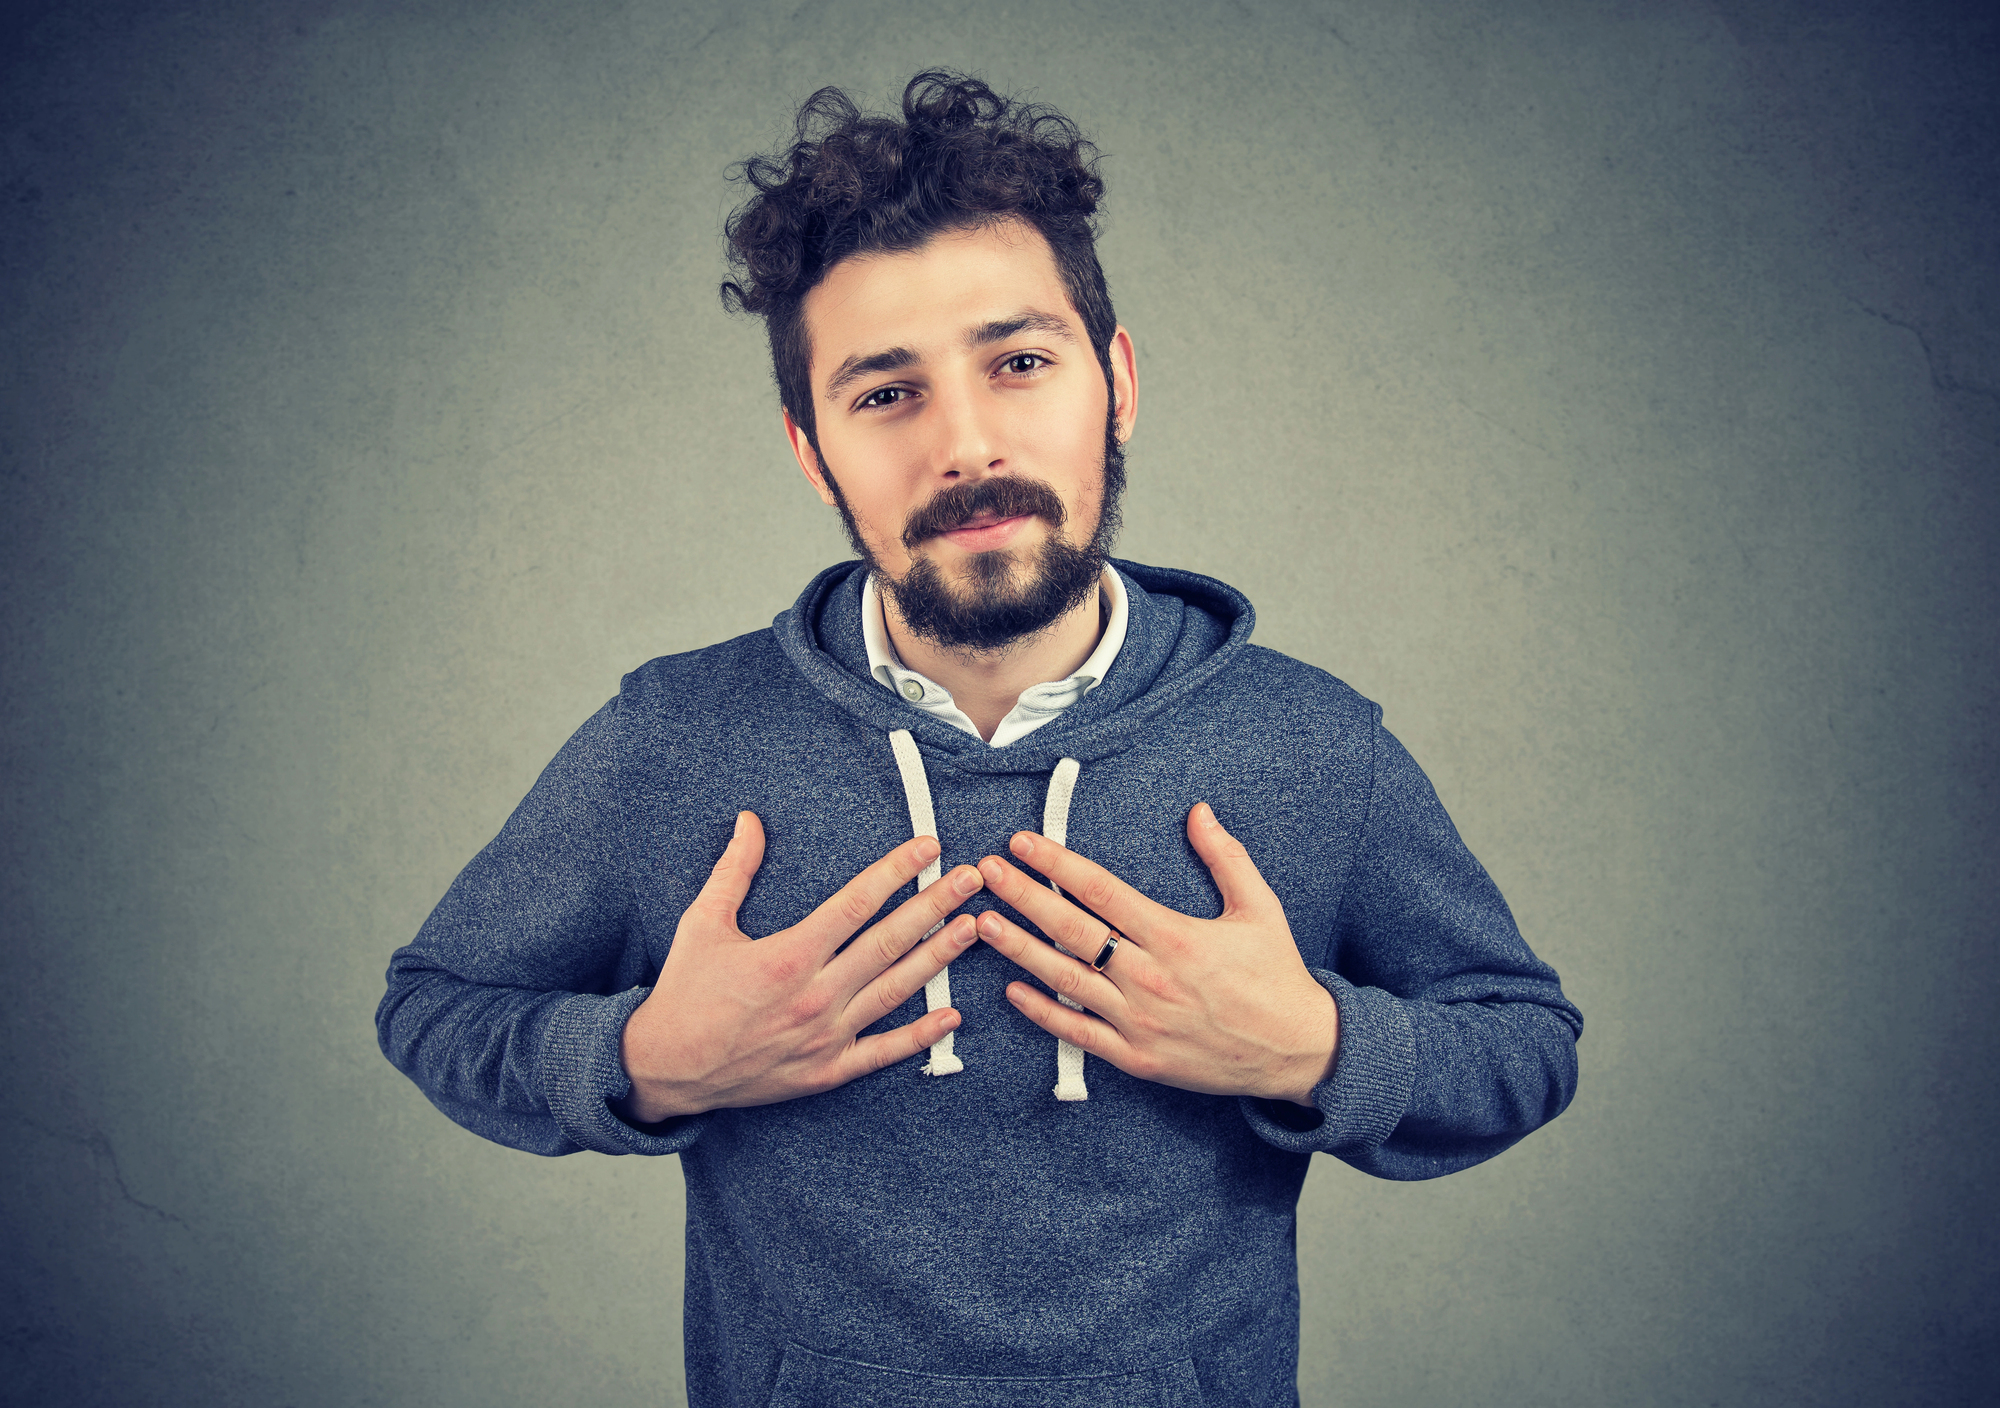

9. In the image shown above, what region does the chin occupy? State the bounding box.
[954,545,1038,590]
[887,535,1105,653]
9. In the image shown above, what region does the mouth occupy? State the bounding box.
[937,513,1032,550]
[901,477,1068,554]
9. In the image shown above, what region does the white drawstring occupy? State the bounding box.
[885,731,1088,1097]
[1040,757,1089,1101]
[889,729,961,1076]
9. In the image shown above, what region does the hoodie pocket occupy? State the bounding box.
[765,1343,1207,1408]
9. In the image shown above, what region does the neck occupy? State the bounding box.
[883,576,1107,742]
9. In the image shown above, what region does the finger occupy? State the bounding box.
[977,850,1149,959]
[1003,980,1136,1067]
[994,832,1174,942]
[1186,802,1278,918]
[974,909,1129,1022]
[822,864,983,996]
[842,910,982,1028]
[790,833,945,958]
[684,811,766,935]
[837,1004,964,1084]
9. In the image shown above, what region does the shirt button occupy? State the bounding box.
[899,679,924,702]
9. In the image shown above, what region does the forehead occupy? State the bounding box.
[802,220,1076,383]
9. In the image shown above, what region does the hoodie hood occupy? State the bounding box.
[771,557,1257,774]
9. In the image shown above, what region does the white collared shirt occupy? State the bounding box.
[861,568,1128,747]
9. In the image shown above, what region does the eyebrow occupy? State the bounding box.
[821,308,1079,404]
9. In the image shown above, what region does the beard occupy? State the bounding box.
[819,400,1127,654]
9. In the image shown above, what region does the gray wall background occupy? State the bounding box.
[4,1,1994,1404]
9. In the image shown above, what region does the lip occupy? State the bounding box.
[938,513,1033,552]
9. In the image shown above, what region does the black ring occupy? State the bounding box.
[1090,931,1122,971]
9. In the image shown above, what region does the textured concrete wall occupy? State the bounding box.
[3,2,1994,1404]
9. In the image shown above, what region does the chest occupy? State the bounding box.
[621,728,1360,967]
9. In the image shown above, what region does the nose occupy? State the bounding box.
[930,375,1004,482]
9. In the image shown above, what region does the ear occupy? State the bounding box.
[1107,325,1139,444]
[784,407,838,507]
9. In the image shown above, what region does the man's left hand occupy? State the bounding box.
[975,802,1338,1107]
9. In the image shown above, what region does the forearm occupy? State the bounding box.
[1241,970,1578,1176]
[377,955,701,1156]
[377,963,567,1112]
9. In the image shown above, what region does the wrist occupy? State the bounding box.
[1277,985,1339,1108]
[618,999,710,1122]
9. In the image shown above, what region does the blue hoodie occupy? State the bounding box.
[378,559,1581,1407]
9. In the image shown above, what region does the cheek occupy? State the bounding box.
[822,439,929,545]
[1006,389,1106,482]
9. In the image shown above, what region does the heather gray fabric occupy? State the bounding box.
[379,559,1581,1406]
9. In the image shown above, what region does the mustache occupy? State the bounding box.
[901,477,1069,552]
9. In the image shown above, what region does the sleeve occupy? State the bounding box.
[1238,713,1582,1178]
[375,698,712,1157]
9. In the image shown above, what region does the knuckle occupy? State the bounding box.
[870,973,913,1022]
[1079,874,1117,911]
[784,988,830,1026]
[855,1033,903,1076]
[930,878,967,913]
[764,948,811,986]
[837,887,879,930]
[871,924,908,968]
[870,984,903,1024]
[1061,914,1100,952]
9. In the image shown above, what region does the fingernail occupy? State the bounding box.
[733,812,747,838]
[953,867,981,896]
[917,835,940,859]
[979,912,1004,938]
[1195,802,1215,827]
[954,918,979,946]
[941,1009,961,1031]
[1006,984,1027,1005]
[1011,833,1036,856]
[979,857,1005,883]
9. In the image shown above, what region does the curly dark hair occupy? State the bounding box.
[720,70,1115,452]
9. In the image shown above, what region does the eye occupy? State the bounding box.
[858,386,912,409]
[1001,353,1049,376]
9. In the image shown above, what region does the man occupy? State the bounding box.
[379,71,1581,1407]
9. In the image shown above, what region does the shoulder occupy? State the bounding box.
[536,628,815,794]
[1212,643,1382,735]
[612,627,796,721]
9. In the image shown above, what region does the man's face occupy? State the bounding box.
[785,218,1138,652]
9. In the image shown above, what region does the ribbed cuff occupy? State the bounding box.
[540,987,712,1156]
[1239,969,1416,1155]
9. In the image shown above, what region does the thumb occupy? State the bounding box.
[686,810,765,937]
[1187,802,1275,918]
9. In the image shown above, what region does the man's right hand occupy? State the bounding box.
[615,811,983,1123]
